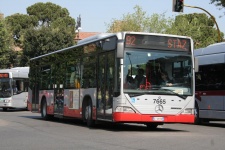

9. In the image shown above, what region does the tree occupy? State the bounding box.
[167,13,224,49]
[211,0,225,7]
[146,13,174,33]
[0,19,15,68]
[106,5,174,33]
[5,2,76,66]
[5,13,38,48]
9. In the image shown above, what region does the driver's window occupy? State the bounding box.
[13,79,28,94]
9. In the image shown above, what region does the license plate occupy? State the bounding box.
[152,117,164,121]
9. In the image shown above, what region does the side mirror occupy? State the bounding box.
[117,40,124,58]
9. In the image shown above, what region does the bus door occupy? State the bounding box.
[53,63,65,115]
[54,84,64,115]
[97,51,114,120]
[31,67,39,112]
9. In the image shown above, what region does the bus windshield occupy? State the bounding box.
[123,49,193,96]
[0,78,12,97]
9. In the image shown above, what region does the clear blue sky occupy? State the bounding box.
[1,0,225,35]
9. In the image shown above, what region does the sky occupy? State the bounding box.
[1,0,225,35]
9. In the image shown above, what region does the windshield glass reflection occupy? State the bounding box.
[123,49,193,96]
[0,78,12,98]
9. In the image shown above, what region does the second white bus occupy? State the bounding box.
[0,67,29,111]
[195,42,225,124]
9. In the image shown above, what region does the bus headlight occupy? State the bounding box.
[4,99,11,103]
[183,108,193,114]
[115,106,135,113]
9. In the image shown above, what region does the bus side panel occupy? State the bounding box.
[12,92,28,108]
[197,92,225,120]
[63,107,82,118]
[63,89,82,118]
[59,88,96,119]
[199,95,224,110]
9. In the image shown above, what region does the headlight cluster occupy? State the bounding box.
[182,108,193,114]
[115,106,135,113]
[4,99,11,103]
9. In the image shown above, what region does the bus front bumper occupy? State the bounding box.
[113,112,195,123]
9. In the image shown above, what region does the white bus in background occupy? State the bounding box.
[0,67,29,111]
[29,32,195,129]
[194,42,225,124]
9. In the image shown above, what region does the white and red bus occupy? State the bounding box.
[28,32,195,128]
[195,42,225,124]
[0,67,29,111]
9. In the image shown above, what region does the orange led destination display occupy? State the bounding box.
[0,73,9,78]
[125,34,191,51]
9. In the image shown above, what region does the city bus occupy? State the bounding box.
[0,67,29,111]
[28,32,195,128]
[194,42,225,124]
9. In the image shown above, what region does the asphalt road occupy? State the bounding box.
[0,108,225,150]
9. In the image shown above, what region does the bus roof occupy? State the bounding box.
[194,42,225,65]
[194,42,225,56]
[77,33,115,45]
[30,31,192,61]
[0,67,29,78]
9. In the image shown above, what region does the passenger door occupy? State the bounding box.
[97,51,114,120]
[53,63,65,115]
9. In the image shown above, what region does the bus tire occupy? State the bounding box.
[83,99,94,127]
[3,108,8,111]
[41,99,53,120]
[194,102,202,125]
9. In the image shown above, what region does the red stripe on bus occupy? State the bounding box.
[195,90,225,101]
[27,101,32,111]
[47,105,54,115]
[113,113,194,123]
[63,107,82,118]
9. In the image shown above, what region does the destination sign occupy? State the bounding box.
[0,73,9,78]
[125,34,191,51]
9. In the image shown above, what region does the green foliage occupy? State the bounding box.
[21,27,74,66]
[167,13,224,49]
[106,5,174,33]
[5,2,76,66]
[27,2,70,26]
[211,0,225,7]
[146,13,174,33]
[5,13,38,47]
[0,19,15,68]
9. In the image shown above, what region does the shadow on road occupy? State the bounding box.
[19,114,189,132]
[199,122,225,128]
[0,108,28,112]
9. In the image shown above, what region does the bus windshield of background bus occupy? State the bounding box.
[123,49,193,96]
[0,78,12,98]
